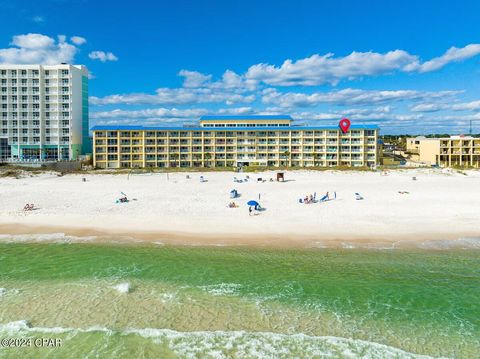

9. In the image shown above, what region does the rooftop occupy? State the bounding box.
[412,135,476,140]
[199,115,293,121]
[91,124,379,131]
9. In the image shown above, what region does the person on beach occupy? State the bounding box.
[249,206,253,215]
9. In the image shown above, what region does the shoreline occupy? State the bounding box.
[1,223,479,250]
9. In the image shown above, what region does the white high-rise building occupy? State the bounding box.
[0,64,89,162]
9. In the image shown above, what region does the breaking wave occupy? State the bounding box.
[0,320,438,359]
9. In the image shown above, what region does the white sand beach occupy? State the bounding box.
[1,169,480,247]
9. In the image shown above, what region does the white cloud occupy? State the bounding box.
[451,100,480,111]
[88,50,118,62]
[91,107,208,120]
[90,87,255,106]
[217,107,253,115]
[179,70,212,88]
[91,107,259,127]
[32,16,45,23]
[71,36,87,45]
[261,88,459,108]
[0,33,79,65]
[415,45,480,73]
[245,50,419,86]
[293,107,421,123]
[410,103,447,112]
[411,99,480,112]
[178,69,255,91]
[11,33,54,49]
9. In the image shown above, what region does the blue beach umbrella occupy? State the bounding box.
[247,200,259,206]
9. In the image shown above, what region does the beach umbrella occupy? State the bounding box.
[247,200,259,206]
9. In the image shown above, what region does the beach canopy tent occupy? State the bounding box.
[276,172,285,182]
[247,200,259,207]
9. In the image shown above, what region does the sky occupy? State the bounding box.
[1,0,480,134]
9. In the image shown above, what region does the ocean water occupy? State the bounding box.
[0,240,479,358]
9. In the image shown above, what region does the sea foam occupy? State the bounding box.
[112,282,131,294]
[0,233,97,243]
[0,321,441,359]
[418,237,480,250]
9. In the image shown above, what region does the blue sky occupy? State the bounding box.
[1,0,480,134]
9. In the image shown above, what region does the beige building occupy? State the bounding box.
[92,115,379,169]
[406,136,480,167]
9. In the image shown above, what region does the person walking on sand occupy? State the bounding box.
[249,206,253,216]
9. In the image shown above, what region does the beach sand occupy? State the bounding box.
[1,168,479,248]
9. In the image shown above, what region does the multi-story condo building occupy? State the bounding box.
[0,64,89,162]
[92,115,379,169]
[406,136,480,167]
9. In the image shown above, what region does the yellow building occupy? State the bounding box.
[92,115,379,169]
[406,136,480,167]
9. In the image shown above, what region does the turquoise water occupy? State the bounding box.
[0,241,479,358]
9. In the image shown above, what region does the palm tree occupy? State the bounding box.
[204,152,212,167]
[170,153,179,167]
[282,150,290,167]
[193,153,201,167]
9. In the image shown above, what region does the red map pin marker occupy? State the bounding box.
[339,118,351,133]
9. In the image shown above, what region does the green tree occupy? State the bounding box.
[282,150,291,167]
[204,152,212,167]
[170,153,179,167]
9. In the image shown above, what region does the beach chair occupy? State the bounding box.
[355,193,364,200]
